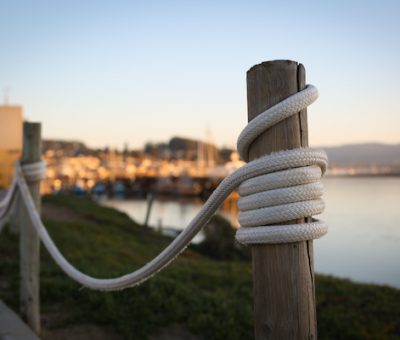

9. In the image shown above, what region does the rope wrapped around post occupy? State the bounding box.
[235,84,326,244]
[0,84,327,291]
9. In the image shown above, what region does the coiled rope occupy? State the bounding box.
[0,84,327,291]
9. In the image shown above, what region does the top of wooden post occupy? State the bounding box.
[247,60,308,160]
[21,122,42,165]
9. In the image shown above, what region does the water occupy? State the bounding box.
[315,177,400,288]
[101,196,240,243]
[101,177,400,288]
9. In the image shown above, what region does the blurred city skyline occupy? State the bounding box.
[1,1,399,149]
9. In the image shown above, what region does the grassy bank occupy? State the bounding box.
[0,194,399,339]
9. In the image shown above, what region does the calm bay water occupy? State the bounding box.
[315,177,400,288]
[102,177,400,288]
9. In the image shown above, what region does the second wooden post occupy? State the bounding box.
[20,122,41,334]
[247,60,316,339]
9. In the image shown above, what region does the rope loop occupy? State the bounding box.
[21,161,47,183]
[234,84,327,245]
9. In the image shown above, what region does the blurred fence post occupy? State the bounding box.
[20,122,41,334]
[144,193,154,228]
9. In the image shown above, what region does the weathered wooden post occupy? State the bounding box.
[20,122,41,334]
[247,60,316,339]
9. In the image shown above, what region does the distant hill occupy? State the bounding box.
[168,136,220,160]
[43,139,91,156]
[322,143,400,167]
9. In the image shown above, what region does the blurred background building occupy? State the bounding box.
[0,103,23,188]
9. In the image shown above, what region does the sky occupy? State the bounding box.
[1,0,399,150]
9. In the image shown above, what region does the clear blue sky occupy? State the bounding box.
[1,0,399,149]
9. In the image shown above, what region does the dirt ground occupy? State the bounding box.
[41,322,201,340]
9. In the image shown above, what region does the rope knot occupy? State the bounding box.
[234,85,328,245]
[21,161,47,183]
[235,160,327,244]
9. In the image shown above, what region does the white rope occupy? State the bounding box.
[0,177,18,232]
[21,161,47,182]
[0,84,327,291]
[0,162,46,231]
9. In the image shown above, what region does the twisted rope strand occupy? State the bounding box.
[0,177,19,232]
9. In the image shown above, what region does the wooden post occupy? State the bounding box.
[20,122,41,334]
[143,193,154,228]
[247,60,316,339]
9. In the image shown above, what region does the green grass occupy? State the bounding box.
[0,194,399,339]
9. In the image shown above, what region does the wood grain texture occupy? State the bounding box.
[20,122,41,335]
[247,60,317,339]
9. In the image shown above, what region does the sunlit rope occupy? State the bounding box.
[0,84,327,291]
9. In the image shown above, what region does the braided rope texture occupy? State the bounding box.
[0,85,327,291]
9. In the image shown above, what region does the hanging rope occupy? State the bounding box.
[0,84,327,291]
